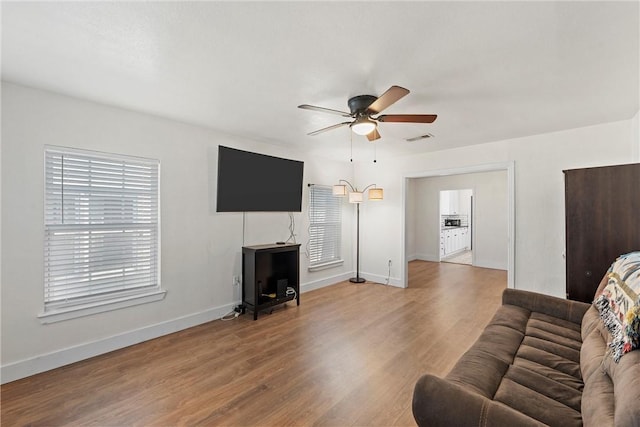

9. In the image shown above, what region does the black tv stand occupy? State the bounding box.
[242,243,300,320]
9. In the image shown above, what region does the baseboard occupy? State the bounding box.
[2,273,356,384]
[1,301,239,384]
[300,271,354,293]
[414,253,439,262]
[358,272,403,288]
[474,259,508,271]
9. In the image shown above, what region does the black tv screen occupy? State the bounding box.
[216,146,304,212]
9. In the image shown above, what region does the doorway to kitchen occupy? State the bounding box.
[403,161,515,290]
[440,189,473,265]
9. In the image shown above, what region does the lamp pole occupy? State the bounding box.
[351,202,365,283]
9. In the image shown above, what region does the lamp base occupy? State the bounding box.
[349,277,366,284]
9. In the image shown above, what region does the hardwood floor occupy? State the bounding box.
[1,261,506,426]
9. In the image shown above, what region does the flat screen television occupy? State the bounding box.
[216,146,304,212]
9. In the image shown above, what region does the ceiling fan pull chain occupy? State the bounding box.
[350,130,353,163]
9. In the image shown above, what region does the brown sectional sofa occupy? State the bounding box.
[412,288,640,426]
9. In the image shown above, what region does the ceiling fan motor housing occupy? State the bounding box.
[348,95,377,115]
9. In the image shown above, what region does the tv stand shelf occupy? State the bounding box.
[242,243,300,320]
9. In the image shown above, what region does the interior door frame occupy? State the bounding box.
[402,161,515,289]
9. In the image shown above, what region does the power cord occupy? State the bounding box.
[385,260,391,286]
[285,212,296,244]
[220,309,240,321]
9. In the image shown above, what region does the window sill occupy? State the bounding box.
[308,259,344,272]
[38,290,167,324]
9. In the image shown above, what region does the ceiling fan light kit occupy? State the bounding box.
[298,85,437,142]
[350,116,377,136]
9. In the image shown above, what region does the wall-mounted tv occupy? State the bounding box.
[216,146,304,212]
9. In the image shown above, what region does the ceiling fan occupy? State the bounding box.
[298,85,437,141]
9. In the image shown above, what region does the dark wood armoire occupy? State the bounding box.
[564,163,640,303]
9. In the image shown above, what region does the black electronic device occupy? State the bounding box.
[216,146,304,212]
[277,279,288,298]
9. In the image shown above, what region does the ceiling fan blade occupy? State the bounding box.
[366,128,381,142]
[298,104,352,117]
[366,85,410,114]
[307,121,351,136]
[377,114,437,123]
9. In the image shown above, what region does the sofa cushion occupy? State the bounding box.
[581,305,640,427]
[580,307,614,425]
[600,339,640,426]
[445,326,520,398]
[493,375,582,426]
[413,374,547,427]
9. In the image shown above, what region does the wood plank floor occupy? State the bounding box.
[1,261,506,426]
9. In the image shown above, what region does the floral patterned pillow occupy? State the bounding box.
[594,252,640,362]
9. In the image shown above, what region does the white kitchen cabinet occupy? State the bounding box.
[441,189,472,215]
[443,229,451,255]
[440,191,450,215]
[443,229,451,256]
[460,228,470,250]
[440,190,460,214]
[449,194,459,215]
[441,227,470,257]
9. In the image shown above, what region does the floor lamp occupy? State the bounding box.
[333,180,384,283]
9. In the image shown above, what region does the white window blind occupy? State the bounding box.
[44,148,160,311]
[308,185,342,268]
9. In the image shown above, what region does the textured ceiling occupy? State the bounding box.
[2,1,639,161]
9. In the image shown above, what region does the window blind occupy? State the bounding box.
[44,148,160,309]
[308,185,341,267]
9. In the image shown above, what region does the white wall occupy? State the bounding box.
[409,171,508,270]
[633,110,639,161]
[355,118,637,297]
[0,82,354,382]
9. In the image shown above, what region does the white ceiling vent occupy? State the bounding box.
[406,133,434,142]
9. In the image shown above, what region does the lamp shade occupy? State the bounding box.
[350,117,377,136]
[333,184,347,196]
[368,188,384,200]
[349,191,364,204]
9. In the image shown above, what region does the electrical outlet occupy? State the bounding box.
[232,276,240,287]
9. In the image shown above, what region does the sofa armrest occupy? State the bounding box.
[502,288,590,324]
[412,374,544,427]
